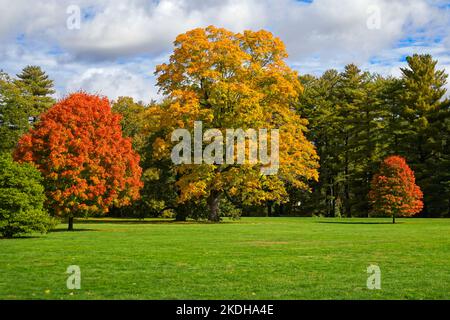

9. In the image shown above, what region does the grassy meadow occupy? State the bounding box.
[0,217,449,300]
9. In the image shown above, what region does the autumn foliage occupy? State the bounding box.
[14,93,143,229]
[369,156,423,222]
[149,26,319,221]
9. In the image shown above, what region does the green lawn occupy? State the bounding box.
[0,217,449,300]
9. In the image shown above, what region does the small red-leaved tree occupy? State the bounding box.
[14,93,143,230]
[369,156,423,223]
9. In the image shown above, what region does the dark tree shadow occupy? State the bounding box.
[1,228,99,239]
[49,228,99,233]
[75,219,172,225]
[316,220,402,225]
[0,235,42,240]
[73,219,217,225]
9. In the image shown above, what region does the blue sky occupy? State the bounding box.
[1,0,449,102]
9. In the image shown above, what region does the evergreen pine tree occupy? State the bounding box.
[15,65,55,120]
[0,71,32,153]
[398,54,448,217]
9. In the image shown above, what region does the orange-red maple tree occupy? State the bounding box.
[369,156,423,223]
[14,92,143,230]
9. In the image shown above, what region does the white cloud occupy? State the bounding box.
[0,0,449,101]
[58,0,268,60]
[1,0,444,61]
[65,66,158,103]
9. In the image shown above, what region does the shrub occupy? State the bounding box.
[0,154,57,238]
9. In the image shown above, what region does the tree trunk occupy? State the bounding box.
[344,136,351,217]
[276,203,285,216]
[267,201,273,217]
[207,191,221,222]
[392,214,396,224]
[421,203,428,218]
[68,216,74,231]
[447,199,450,217]
[330,181,335,217]
[175,211,187,221]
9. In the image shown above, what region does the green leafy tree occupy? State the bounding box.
[0,71,32,153]
[0,154,57,238]
[112,97,150,153]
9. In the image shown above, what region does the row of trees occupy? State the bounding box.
[1,27,322,235]
[119,52,448,220]
[297,55,450,218]
[0,27,448,237]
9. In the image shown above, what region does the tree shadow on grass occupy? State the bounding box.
[0,235,42,240]
[316,220,402,225]
[49,228,99,233]
[73,219,215,225]
[0,228,99,239]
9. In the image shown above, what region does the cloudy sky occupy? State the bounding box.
[1,0,449,102]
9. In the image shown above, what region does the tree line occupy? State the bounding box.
[123,52,448,219]
[0,27,449,238]
[297,55,449,218]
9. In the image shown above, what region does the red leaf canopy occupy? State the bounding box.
[369,156,423,217]
[14,92,143,216]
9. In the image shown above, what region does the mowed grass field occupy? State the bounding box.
[0,217,449,300]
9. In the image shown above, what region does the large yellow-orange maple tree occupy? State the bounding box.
[149,26,319,221]
[14,93,143,230]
